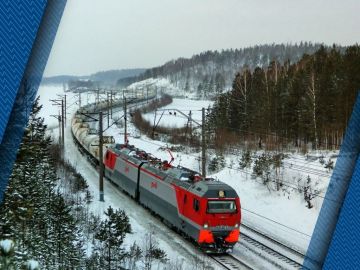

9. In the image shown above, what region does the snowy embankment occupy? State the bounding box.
[37,84,335,267]
[106,98,334,254]
[124,79,335,254]
[37,85,218,270]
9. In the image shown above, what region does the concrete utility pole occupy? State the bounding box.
[124,97,127,144]
[146,87,149,103]
[189,110,193,143]
[58,112,61,145]
[61,99,65,155]
[110,90,113,119]
[50,99,64,150]
[78,92,81,108]
[107,92,110,128]
[99,111,104,202]
[64,94,67,127]
[202,107,206,178]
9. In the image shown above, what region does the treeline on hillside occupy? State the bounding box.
[117,43,329,96]
[208,45,360,151]
[42,68,145,86]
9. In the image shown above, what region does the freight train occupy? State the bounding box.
[71,97,241,253]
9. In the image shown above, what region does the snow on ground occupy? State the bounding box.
[37,84,335,268]
[142,98,214,128]
[126,77,199,99]
[37,84,220,270]
[101,97,335,254]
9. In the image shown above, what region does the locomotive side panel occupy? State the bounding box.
[174,187,206,241]
[106,156,139,198]
[138,168,180,227]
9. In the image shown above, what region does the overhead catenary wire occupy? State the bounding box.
[143,109,342,176]
[86,94,340,235]
[131,136,333,238]
[78,94,334,245]
[132,136,339,203]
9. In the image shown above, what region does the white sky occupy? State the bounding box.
[44,0,359,77]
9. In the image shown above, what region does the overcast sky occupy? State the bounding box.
[44,0,359,77]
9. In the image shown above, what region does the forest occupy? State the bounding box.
[117,43,332,96]
[0,99,168,270]
[207,45,360,151]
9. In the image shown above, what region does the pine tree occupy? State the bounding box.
[95,206,132,270]
[0,96,85,269]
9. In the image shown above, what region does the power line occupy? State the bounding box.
[130,137,329,238]
[241,208,313,238]
[132,136,337,203]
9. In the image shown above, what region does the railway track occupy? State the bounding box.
[70,94,319,270]
[237,223,321,269]
[211,254,254,270]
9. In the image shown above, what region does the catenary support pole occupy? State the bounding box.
[124,97,127,144]
[110,90,113,119]
[99,111,104,202]
[64,94,67,127]
[61,99,65,154]
[107,92,110,128]
[202,107,206,178]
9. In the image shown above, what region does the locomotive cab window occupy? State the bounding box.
[207,200,237,213]
[193,199,200,212]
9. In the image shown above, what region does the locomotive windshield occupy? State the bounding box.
[207,200,237,213]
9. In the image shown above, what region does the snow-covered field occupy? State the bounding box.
[142,98,213,128]
[37,84,335,268]
[126,77,200,99]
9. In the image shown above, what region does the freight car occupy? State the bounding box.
[71,96,241,253]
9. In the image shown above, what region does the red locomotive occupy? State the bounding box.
[104,143,241,253]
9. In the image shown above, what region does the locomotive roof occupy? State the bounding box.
[108,144,238,198]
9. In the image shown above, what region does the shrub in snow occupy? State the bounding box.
[25,260,39,270]
[252,153,272,185]
[142,233,167,270]
[0,239,15,269]
[126,242,142,270]
[304,175,314,209]
[324,158,334,171]
[239,150,252,170]
[208,153,226,173]
[0,239,14,254]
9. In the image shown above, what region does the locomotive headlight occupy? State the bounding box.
[234,223,239,228]
[204,223,209,228]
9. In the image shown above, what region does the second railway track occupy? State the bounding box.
[211,254,254,270]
